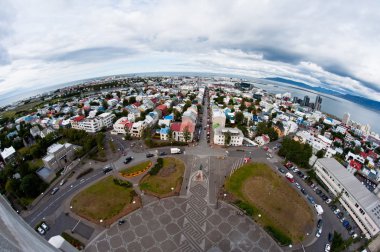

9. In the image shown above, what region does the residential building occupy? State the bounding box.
[42,143,75,172]
[97,112,115,128]
[113,117,133,135]
[0,146,16,164]
[212,109,226,128]
[160,127,170,140]
[170,122,194,142]
[255,134,270,146]
[130,121,146,138]
[70,113,115,133]
[30,126,41,138]
[213,127,244,146]
[314,158,380,238]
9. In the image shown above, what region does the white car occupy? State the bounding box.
[295,182,301,190]
[37,227,45,235]
[316,228,322,237]
[334,209,341,215]
[325,198,332,204]
[41,222,49,231]
[352,233,358,239]
[325,244,331,252]
[59,179,66,186]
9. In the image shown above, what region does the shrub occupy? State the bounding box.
[61,232,84,250]
[144,139,187,148]
[76,168,93,179]
[265,226,292,246]
[113,178,133,188]
[149,158,164,175]
[234,200,255,216]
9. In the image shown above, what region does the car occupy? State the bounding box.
[103,166,113,174]
[278,167,286,174]
[307,195,315,204]
[313,186,319,192]
[326,199,332,204]
[40,222,49,231]
[118,219,125,225]
[159,152,167,156]
[59,179,66,186]
[328,232,333,242]
[146,153,154,158]
[310,183,316,189]
[293,168,299,173]
[37,227,45,235]
[322,195,328,201]
[349,230,355,235]
[345,224,352,231]
[124,157,133,164]
[331,205,337,211]
[317,219,323,228]
[295,182,301,190]
[316,228,322,237]
[51,187,59,195]
[301,188,307,195]
[337,212,344,219]
[352,233,358,239]
[325,244,331,252]
[334,208,340,215]
[316,189,322,195]
[320,193,325,198]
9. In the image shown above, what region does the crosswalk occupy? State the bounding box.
[229,158,244,177]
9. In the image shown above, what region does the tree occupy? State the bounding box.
[183,126,191,143]
[239,101,246,111]
[235,112,244,126]
[20,174,46,198]
[223,131,232,147]
[129,96,136,104]
[123,99,129,106]
[102,100,109,109]
[316,150,326,158]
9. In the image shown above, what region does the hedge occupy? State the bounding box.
[265,226,292,246]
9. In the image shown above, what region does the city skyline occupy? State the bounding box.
[1,1,380,104]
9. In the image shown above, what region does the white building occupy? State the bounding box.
[97,113,115,128]
[42,143,75,172]
[213,127,244,146]
[1,146,16,164]
[113,117,133,135]
[70,113,115,133]
[343,112,351,125]
[130,121,146,138]
[314,158,380,238]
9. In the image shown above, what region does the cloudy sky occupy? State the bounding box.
[1,0,380,102]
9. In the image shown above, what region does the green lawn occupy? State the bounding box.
[120,161,151,176]
[139,157,184,195]
[71,176,134,221]
[225,162,314,245]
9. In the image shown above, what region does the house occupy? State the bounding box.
[156,104,168,116]
[42,143,75,172]
[40,128,55,138]
[255,134,270,146]
[347,159,362,174]
[213,127,244,146]
[0,146,16,164]
[170,122,194,142]
[70,112,115,133]
[30,126,41,138]
[158,119,171,128]
[130,121,146,138]
[160,127,170,140]
[113,117,133,135]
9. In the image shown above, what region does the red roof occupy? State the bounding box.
[156,104,167,111]
[349,160,362,171]
[72,115,85,122]
[170,122,181,132]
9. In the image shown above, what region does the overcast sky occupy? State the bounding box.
[1,0,380,102]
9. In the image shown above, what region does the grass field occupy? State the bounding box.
[71,176,134,222]
[120,161,151,176]
[139,157,184,195]
[225,162,314,245]
[1,100,44,118]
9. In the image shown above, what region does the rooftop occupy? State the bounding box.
[1,147,16,160]
[317,158,380,227]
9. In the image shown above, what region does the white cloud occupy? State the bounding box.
[1,0,380,102]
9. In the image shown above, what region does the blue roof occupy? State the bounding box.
[160,127,170,134]
[164,114,173,120]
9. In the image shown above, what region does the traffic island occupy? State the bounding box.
[139,157,185,198]
[224,162,314,246]
[70,176,141,227]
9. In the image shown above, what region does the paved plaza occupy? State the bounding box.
[86,178,282,252]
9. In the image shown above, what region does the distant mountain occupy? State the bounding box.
[266,77,380,111]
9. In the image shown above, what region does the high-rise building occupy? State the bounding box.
[302,95,310,107]
[314,95,322,111]
[292,96,298,103]
[343,112,350,125]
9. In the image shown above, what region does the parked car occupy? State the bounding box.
[159,152,167,156]
[40,222,49,231]
[316,189,322,195]
[301,188,307,195]
[331,205,337,211]
[316,228,322,238]
[51,187,59,195]
[118,219,125,225]
[317,219,323,228]
[334,208,341,215]
[328,232,333,242]
[307,195,315,204]
[325,244,331,252]
[349,230,355,235]
[295,182,301,190]
[278,167,286,174]
[322,195,328,201]
[337,212,344,219]
[59,179,66,186]
[320,193,325,198]
[37,227,45,235]
[146,153,154,158]
[325,199,332,204]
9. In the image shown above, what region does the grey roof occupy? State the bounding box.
[317,158,380,226]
